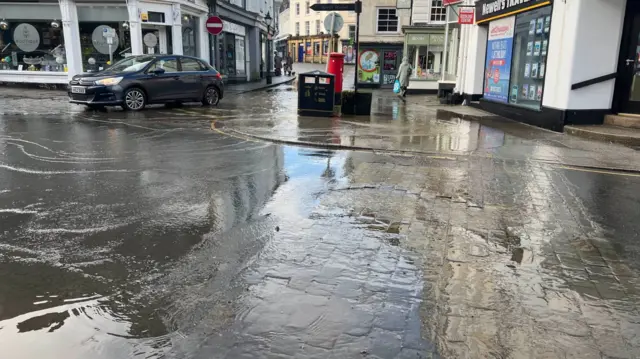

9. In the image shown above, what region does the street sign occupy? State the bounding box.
[205,16,224,35]
[324,13,344,34]
[458,8,475,24]
[311,3,355,12]
[143,33,158,48]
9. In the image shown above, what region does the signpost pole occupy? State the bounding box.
[326,13,335,70]
[354,0,361,103]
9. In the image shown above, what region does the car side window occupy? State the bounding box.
[180,58,204,72]
[148,58,179,73]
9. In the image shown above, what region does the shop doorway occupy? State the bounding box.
[141,26,171,55]
[618,2,640,113]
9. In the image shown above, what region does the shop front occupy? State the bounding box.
[356,43,402,89]
[402,28,448,93]
[217,20,247,82]
[0,0,210,86]
[340,40,356,65]
[459,0,632,130]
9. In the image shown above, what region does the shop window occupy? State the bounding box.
[430,0,446,22]
[180,57,205,71]
[507,7,551,109]
[295,22,300,36]
[314,42,320,55]
[305,21,310,36]
[148,57,178,72]
[235,36,246,76]
[182,15,197,57]
[316,20,321,34]
[147,12,165,23]
[377,8,398,33]
[348,25,356,40]
[0,21,66,72]
[78,22,131,72]
[295,3,300,15]
[406,45,441,81]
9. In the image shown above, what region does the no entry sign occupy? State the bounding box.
[206,16,223,35]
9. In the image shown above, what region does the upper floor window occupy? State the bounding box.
[295,3,300,15]
[305,21,310,35]
[306,1,310,14]
[348,25,356,39]
[295,22,300,35]
[377,8,398,33]
[430,0,446,22]
[316,20,321,34]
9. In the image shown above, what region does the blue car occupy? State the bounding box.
[68,54,224,111]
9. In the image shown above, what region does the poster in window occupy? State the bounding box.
[536,86,543,100]
[544,16,551,32]
[526,42,533,56]
[358,49,380,83]
[533,41,541,56]
[511,85,518,102]
[529,85,536,100]
[529,20,535,35]
[524,63,531,78]
[541,40,548,56]
[539,63,545,78]
[531,63,538,78]
[483,17,515,103]
[522,84,528,98]
[536,18,544,34]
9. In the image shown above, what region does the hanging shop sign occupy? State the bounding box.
[458,8,475,24]
[475,0,552,24]
[13,23,40,52]
[483,16,515,103]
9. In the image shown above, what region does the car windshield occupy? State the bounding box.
[107,56,155,73]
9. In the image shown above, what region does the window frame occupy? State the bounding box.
[295,22,300,36]
[348,25,356,39]
[316,19,321,34]
[295,3,300,15]
[429,0,446,23]
[305,21,310,36]
[376,8,399,34]
[180,57,206,72]
[305,1,310,14]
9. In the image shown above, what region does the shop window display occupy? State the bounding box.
[182,15,197,57]
[0,21,67,72]
[405,45,441,80]
[508,7,551,109]
[79,22,130,72]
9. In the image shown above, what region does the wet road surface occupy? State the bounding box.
[1,74,640,358]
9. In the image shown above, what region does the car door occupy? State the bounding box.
[144,57,184,101]
[179,57,207,99]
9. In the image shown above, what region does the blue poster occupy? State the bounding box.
[483,17,515,103]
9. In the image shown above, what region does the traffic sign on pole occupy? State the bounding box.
[311,3,356,12]
[206,16,224,35]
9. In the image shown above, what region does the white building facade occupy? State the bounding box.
[0,0,213,85]
[457,0,637,130]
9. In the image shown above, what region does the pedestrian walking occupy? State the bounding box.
[284,53,293,76]
[274,51,282,76]
[396,57,413,101]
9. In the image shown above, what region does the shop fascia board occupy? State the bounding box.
[216,1,264,28]
[401,25,446,34]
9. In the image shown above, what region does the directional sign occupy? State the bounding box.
[206,16,224,35]
[310,3,355,12]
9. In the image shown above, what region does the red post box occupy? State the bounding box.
[326,52,345,95]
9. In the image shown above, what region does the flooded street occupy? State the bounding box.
[1,74,640,358]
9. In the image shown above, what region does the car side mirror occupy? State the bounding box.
[152,68,165,75]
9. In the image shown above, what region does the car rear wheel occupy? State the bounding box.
[202,86,220,106]
[123,88,146,111]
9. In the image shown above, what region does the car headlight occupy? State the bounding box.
[94,77,123,86]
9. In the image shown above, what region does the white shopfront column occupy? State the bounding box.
[198,15,210,61]
[59,0,82,78]
[171,4,183,55]
[127,0,143,55]
[458,23,488,98]
[542,0,626,112]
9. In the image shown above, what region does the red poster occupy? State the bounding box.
[443,0,463,6]
[458,8,475,24]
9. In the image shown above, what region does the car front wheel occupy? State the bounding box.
[122,88,146,111]
[202,86,220,106]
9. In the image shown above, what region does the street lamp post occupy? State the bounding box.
[265,12,273,85]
